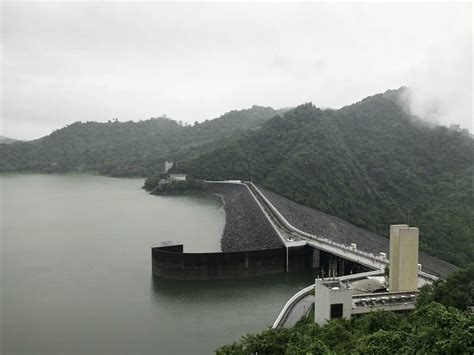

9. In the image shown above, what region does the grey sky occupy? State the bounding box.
[1,1,472,140]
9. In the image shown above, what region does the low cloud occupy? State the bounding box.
[402,36,472,131]
[2,2,472,139]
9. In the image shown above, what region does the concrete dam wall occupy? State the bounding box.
[152,243,315,280]
[152,243,286,279]
[151,182,370,280]
[152,241,368,280]
[151,182,291,280]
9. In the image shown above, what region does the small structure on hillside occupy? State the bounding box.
[164,161,174,173]
[169,173,187,181]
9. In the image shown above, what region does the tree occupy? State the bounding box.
[417,263,474,311]
[285,333,330,355]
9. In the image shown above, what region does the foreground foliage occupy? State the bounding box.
[417,263,474,312]
[216,266,474,354]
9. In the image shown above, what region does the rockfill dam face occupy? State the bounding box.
[151,182,456,280]
[151,182,370,280]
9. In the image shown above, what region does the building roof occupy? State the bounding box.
[351,278,386,294]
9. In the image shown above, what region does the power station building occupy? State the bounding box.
[314,280,352,325]
[314,224,421,325]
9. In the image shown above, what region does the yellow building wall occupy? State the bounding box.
[389,225,419,292]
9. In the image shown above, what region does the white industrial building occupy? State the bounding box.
[314,224,420,325]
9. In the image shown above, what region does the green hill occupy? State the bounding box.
[0,105,281,176]
[0,136,19,144]
[173,89,473,266]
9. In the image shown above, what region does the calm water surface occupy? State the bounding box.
[1,174,313,354]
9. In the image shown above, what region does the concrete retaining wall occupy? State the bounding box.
[152,242,368,280]
[152,243,289,279]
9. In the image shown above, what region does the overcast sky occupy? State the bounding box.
[1,1,472,140]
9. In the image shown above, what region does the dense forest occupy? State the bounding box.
[143,178,207,195]
[1,88,472,266]
[0,106,281,177]
[0,135,18,144]
[174,89,473,267]
[216,264,474,354]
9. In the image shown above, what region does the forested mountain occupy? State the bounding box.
[173,89,473,266]
[0,105,280,176]
[0,136,19,144]
[2,88,472,266]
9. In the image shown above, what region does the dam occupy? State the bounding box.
[152,181,457,281]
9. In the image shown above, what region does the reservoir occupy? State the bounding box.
[1,174,313,354]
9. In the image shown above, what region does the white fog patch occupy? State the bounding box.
[2,2,472,139]
[402,36,472,131]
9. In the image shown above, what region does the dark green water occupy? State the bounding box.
[1,174,313,354]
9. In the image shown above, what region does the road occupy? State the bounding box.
[280,294,314,328]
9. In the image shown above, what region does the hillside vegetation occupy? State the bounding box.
[216,265,474,355]
[0,136,18,144]
[143,178,207,195]
[174,89,473,266]
[0,106,280,177]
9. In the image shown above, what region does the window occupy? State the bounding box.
[330,303,343,319]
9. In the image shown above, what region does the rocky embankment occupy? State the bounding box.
[207,183,282,252]
[259,187,457,278]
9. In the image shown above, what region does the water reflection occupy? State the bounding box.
[2,174,315,354]
[150,271,316,303]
